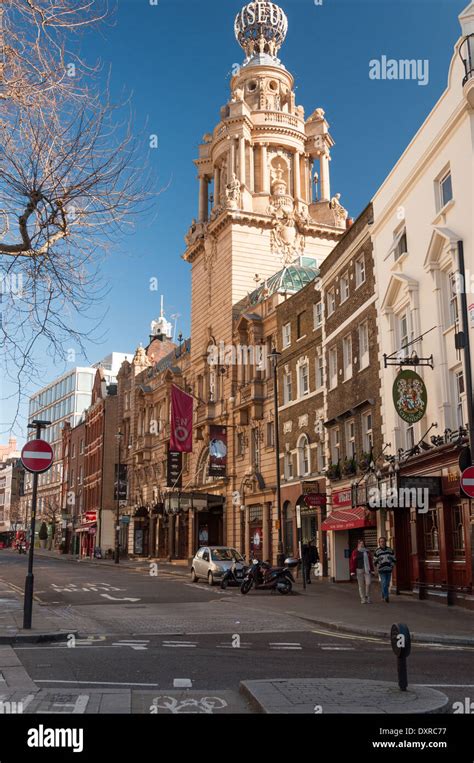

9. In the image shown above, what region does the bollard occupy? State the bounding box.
[390,623,411,691]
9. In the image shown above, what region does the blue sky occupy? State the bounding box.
[1,0,468,442]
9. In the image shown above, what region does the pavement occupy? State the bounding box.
[240,678,450,714]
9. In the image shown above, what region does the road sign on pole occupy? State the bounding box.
[21,423,52,629]
[21,439,53,474]
[460,466,474,498]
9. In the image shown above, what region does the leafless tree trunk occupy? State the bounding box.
[0,1,157,427]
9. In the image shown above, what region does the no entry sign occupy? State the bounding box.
[460,465,474,498]
[21,439,54,474]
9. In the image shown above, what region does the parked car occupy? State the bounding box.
[191,546,245,586]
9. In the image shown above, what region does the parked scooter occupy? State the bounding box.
[220,557,248,589]
[240,557,299,595]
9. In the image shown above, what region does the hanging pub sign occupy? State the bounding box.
[167,449,182,488]
[208,426,228,477]
[392,369,427,424]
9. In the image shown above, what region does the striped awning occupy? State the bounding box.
[321,507,376,532]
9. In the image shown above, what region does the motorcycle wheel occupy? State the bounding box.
[240,579,252,595]
[220,578,229,590]
[277,579,292,595]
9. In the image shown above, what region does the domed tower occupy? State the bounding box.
[184,0,347,416]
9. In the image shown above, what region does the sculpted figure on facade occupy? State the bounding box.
[225,172,241,209]
[330,193,348,225]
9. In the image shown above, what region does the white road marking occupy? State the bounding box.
[101,594,141,602]
[269,642,302,650]
[43,695,89,714]
[173,678,192,688]
[163,641,197,648]
[321,646,355,651]
[35,679,161,687]
[112,640,149,651]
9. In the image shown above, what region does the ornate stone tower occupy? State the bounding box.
[183,1,347,536]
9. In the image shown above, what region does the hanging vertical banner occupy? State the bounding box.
[170,384,193,452]
[167,449,182,488]
[208,426,228,477]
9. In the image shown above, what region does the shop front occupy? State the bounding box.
[75,520,97,558]
[281,480,327,568]
[391,443,474,607]
[159,492,224,561]
[322,485,377,581]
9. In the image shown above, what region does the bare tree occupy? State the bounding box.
[0,0,157,427]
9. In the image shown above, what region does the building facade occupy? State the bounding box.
[371,3,474,605]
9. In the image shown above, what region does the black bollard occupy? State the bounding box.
[390,623,411,691]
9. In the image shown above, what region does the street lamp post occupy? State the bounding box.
[269,348,285,567]
[115,430,123,564]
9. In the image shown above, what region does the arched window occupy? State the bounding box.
[297,434,310,476]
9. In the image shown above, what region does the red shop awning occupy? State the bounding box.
[321,507,376,532]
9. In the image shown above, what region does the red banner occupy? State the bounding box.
[170,385,193,452]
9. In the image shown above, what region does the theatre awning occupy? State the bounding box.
[321,507,376,532]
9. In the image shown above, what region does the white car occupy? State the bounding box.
[191,546,244,586]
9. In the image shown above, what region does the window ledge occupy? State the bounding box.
[296,335,307,342]
[432,198,455,225]
[390,252,408,271]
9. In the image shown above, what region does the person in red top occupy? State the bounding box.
[350,539,375,604]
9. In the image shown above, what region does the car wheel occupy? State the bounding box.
[208,572,215,586]
[191,568,198,583]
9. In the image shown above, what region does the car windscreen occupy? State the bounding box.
[211,548,243,561]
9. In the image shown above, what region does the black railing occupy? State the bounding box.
[460,34,474,86]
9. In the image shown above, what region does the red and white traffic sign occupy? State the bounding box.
[460,465,474,498]
[21,439,54,474]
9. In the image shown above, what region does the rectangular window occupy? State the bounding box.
[343,335,352,381]
[345,419,356,459]
[313,301,323,329]
[266,421,274,448]
[397,312,414,360]
[330,427,340,465]
[282,322,291,348]
[327,288,336,316]
[340,272,349,303]
[451,504,465,558]
[406,425,415,451]
[440,171,453,208]
[359,321,369,370]
[315,351,324,389]
[284,452,293,480]
[448,272,459,326]
[298,362,309,396]
[79,439,84,455]
[296,311,306,339]
[328,347,338,389]
[355,256,366,288]
[455,370,465,428]
[283,372,292,404]
[362,411,373,453]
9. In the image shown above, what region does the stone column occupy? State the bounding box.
[239,136,246,187]
[214,166,220,207]
[263,502,271,563]
[261,144,269,194]
[249,144,255,192]
[293,150,301,200]
[229,139,236,176]
[198,176,208,222]
[319,152,330,201]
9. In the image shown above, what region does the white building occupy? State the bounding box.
[371,2,474,603]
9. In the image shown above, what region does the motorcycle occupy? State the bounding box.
[240,557,299,595]
[17,541,27,554]
[220,557,248,589]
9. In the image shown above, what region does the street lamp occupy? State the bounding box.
[269,348,285,567]
[115,430,123,564]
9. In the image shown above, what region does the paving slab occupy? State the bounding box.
[240,678,450,714]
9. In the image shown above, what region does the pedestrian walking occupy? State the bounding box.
[374,537,396,603]
[350,539,374,603]
[301,539,318,584]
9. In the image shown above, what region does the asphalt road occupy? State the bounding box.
[1,552,473,712]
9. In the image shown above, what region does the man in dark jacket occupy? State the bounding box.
[302,539,319,584]
[374,537,396,602]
